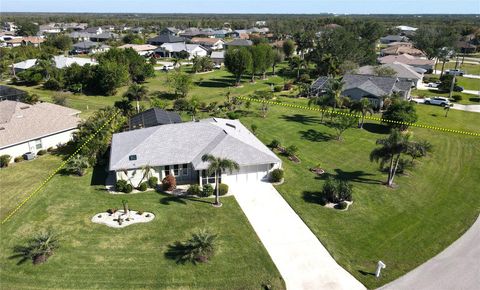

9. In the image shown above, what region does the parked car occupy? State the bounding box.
[453,86,464,92]
[445,69,465,76]
[214,64,222,69]
[424,97,451,106]
[162,65,175,71]
[426,82,439,88]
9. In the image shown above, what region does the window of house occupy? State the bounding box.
[182,164,189,176]
[201,170,216,184]
[35,139,42,150]
[173,165,179,176]
[164,165,170,176]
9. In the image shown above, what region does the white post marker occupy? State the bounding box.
[376,261,386,278]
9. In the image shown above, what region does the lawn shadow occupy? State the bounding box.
[302,191,325,205]
[362,123,390,135]
[159,193,213,206]
[164,242,194,264]
[300,129,334,142]
[358,270,376,276]
[281,114,320,125]
[151,91,177,100]
[469,97,480,102]
[317,169,383,185]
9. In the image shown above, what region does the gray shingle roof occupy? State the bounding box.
[226,39,253,47]
[147,33,185,45]
[129,108,182,129]
[109,118,280,171]
[357,63,422,81]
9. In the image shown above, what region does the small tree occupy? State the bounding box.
[282,39,295,59]
[123,83,149,113]
[167,72,193,98]
[224,47,252,86]
[382,100,418,131]
[285,145,299,157]
[328,115,357,141]
[350,98,374,128]
[10,230,59,265]
[201,154,239,207]
[308,95,330,122]
[65,155,89,176]
[254,90,274,118]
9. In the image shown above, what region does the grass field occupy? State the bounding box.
[456,76,480,91]
[238,102,480,289]
[435,62,480,75]
[2,65,480,289]
[0,156,285,289]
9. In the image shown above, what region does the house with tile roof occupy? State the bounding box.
[109,118,281,187]
[310,74,413,109]
[0,100,80,162]
[378,54,435,72]
[357,62,423,87]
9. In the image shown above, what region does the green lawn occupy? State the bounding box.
[456,76,480,91]
[0,156,284,289]
[435,62,480,75]
[238,102,480,289]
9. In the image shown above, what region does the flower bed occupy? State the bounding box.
[91,210,155,228]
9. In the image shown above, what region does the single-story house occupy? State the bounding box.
[13,56,97,72]
[310,74,412,109]
[147,33,185,46]
[109,118,281,187]
[85,26,103,34]
[224,39,253,49]
[89,32,118,42]
[161,27,182,36]
[6,36,45,47]
[381,44,425,57]
[210,50,225,65]
[212,29,230,39]
[380,35,409,44]
[72,40,110,54]
[190,37,225,51]
[180,28,214,39]
[129,108,182,130]
[395,25,418,36]
[155,43,208,59]
[378,54,435,72]
[456,41,477,54]
[0,100,80,162]
[118,44,157,56]
[357,62,423,87]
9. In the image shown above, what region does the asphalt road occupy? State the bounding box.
[379,216,480,290]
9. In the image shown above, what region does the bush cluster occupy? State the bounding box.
[270,169,284,183]
[217,183,229,196]
[321,178,353,205]
[201,184,214,197]
[116,180,133,193]
[148,176,158,189]
[162,175,177,191]
[187,184,202,196]
[137,182,148,192]
[0,155,11,167]
[14,156,24,163]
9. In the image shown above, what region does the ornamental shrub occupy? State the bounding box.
[202,184,214,197]
[14,156,24,163]
[124,184,133,193]
[269,139,281,149]
[37,150,47,156]
[0,155,11,167]
[217,184,229,196]
[270,169,284,183]
[335,201,348,210]
[187,184,202,196]
[162,175,177,191]
[148,176,158,188]
[116,180,128,192]
[138,182,148,192]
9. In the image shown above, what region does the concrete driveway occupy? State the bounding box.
[232,182,365,290]
[379,216,480,290]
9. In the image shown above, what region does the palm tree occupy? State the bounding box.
[10,231,60,265]
[35,54,54,80]
[350,98,374,129]
[289,56,305,79]
[201,154,239,207]
[65,155,89,176]
[124,83,149,113]
[370,129,413,187]
[325,78,345,115]
[308,95,330,122]
[136,164,152,186]
[188,96,200,121]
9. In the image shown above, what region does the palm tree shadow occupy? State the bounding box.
[358,270,376,276]
[362,123,390,134]
[300,129,334,142]
[164,242,192,264]
[302,191,325,205]
[9,246,32,265]
[281,114,320,125]
[159,194,212,206]
[317,169,383,185]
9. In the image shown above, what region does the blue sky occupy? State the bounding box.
[1,0,478,14]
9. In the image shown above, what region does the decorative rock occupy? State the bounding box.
[91,210,155,228]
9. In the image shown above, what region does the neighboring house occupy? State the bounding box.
[396,25,418,36]
[212,29,230,38]
[85,26,103,34]
[190,37,225,50]
[72,40,110,54]
[147,33,185,46]
[378,54,435,72]
[13,56,97,72]
[155,43,208,59]
[89,32,118,42]
[456,41,477,54]
[118,44,157,56]
[224,39,253,48]
[39,23,62,34]
[357,62,423,87]
[0,85,27,101]
[6,36,45,47]
[380,35,409,44]
[180,29,214,39]
[161,27,182,36]
[381,44,425,57]
[0,100,80,162]
[310,74,413,109]
[210,50,225,65]
[109,118,281,187]
[3,22,17,32]
[129,108,182,130]
[130,27,144,34]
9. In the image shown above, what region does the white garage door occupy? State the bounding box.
[224,164,270,185]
